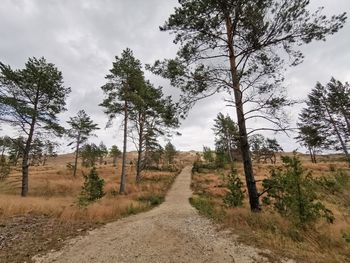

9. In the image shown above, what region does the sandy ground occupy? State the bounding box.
[34,166,290,263]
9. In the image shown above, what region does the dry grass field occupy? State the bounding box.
[191,153,350,263]
[0,153,180,222]
[0,152,187,263]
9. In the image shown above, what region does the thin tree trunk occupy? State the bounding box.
[325,106,350,162]
[308,146,316,163]
[21,88,40,197]
[308,146,313,163]
[136,147,142,183]
[313,151,317,163]
[136,114,144,183]
[73,134,80,177]
[225,16,260,212]
[296,172,304,225]
[226,132,234,163]
[120,100,128,194]
[42,155,47,166]
[113,156,117,167]
[340,106,350,135]
[21,124,35,197]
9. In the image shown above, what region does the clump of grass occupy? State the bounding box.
[189,195,225,221]
[343,232,350,243]
[138,195,164,206]
[121,203,147,216]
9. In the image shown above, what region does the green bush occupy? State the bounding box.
[223,168,244,207]
[262,154,334,226]
[79,168,105,205]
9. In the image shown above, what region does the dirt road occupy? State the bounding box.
[34,166,281,263]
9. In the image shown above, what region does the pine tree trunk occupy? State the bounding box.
[21,124,35,197]
[113,156,117,167]
[21,89,40,197]
[340,106,350,135]
[313,152,317,163]
[308,146,317,163]
[120,100,128,194]
[21,152,29,197]
[136,148,142,183]
[325,107,350,162]
[73,134,80,177]
[136,115,144,184]
[225,16,260,212]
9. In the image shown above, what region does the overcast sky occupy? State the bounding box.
[0,0,349,153]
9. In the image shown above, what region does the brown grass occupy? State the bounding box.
[191,153,350,263]
[0,153,179,223]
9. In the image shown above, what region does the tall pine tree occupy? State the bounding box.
[67,110,99,177]
[149,0,346,211]
[100,48,145,194]
[0,57,70,196]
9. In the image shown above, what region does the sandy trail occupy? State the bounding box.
[34,166,276,263]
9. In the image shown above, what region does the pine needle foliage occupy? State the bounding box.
[79,168,105,205]
[224,167,244,207]
[262,154,334,226]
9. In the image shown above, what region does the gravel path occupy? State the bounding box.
[34,166,278,263]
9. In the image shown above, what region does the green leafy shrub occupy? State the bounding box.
[262,154,334,226]
[79,168,105,205]
[223,168,244,207]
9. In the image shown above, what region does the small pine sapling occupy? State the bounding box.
[224,167,244,207]
[262,154,334,226]
[79,167,105,205]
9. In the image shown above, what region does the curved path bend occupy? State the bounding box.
[35,166,281,263]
